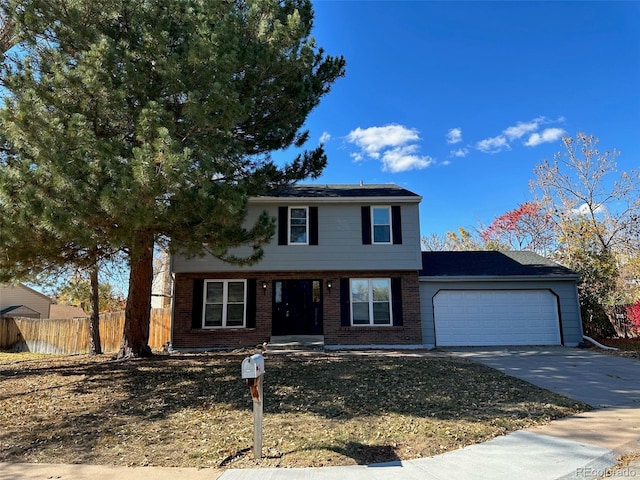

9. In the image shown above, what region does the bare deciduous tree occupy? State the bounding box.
[531,133,640,336]
[531,133,640,255]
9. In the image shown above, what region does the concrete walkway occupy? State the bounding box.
[2,347,639,480]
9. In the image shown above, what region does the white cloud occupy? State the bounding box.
[450,148,469,158]
[476,135,510,154]
[346,124,419,157]
[381,145,435,173]
[503,117,545,140]
[475,116,566,153]
[446,128,463,144]
[319,132,331,143]
[572,202,607,216]
[524,128,566,147]
[346,124,433,172]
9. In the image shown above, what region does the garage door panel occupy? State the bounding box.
[434,290,561,346]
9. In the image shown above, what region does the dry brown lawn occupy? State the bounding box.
[0,350,589,469]
[595,337,640,359]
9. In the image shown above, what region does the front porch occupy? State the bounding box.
[268,335,325,350]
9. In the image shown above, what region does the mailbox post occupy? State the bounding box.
[241,353,265,460]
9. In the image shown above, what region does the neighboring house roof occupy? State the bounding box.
[420,251,579,279]
[253,183,422,200]
[0,305,20,315]
[0,305,41,318]
[49,304,88,319]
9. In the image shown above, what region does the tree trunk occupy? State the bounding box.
[89,264,102,355]
[118,232,154,359]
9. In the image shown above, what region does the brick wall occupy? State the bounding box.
[173,270,422,350]
[324,272,422,346]
[173,272,270,350]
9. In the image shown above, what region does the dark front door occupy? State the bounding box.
[272,280,323,335]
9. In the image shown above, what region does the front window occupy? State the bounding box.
[350,278,392,326]
[372,207,391,244]
[203,280,246,328]
[289,207,308,244]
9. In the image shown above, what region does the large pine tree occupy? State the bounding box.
[0,0,345,358]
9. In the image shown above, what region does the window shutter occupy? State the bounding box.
[391,206,402,245]
[192,279,204,329]
[340,278,350,327]
[309,206,318,245]
[391,277,403,326]
[361,206,371,245]
[278,207,288,245]
[246,279,257,328]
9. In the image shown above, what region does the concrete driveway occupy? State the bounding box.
[448,346,640,408]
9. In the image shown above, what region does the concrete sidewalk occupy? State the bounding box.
[2,347,639,479]
[216,430,618,480]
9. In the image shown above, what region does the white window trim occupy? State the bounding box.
[350,278,393,327]
[371,206,392,245]
[288,206,309,245]
[202,279,247,329]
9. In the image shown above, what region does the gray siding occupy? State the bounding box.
[419,279,583,348]
[0,284,52,319]
[173,202,422,273]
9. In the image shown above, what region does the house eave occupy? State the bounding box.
[248,195,422,205]
[419,274,581,282]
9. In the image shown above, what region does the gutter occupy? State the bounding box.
[418,274,581,282]
[248,195,422,204]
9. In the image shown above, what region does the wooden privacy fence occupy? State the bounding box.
[0,308,171,354]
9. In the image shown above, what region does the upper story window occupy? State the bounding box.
[361,205,402,245]
[372,206,391,244]
[289,207,308,245]
[202,280,246,328]
[278,206,318,246]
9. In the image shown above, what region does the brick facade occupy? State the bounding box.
[172,270,422,350]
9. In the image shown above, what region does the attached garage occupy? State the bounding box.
[433,290,561,346]
[420,251,583,348]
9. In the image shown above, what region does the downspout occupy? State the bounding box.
[582,335,619,351]
[168,271,175,353]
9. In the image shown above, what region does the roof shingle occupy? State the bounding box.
[420,251,578,277]
[261,184,420,199]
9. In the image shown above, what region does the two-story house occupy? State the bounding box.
[171,183,585,351]
[171,184,424,350]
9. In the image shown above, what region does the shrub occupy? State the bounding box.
[626,301,640,334]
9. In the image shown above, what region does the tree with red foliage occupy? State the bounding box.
[627,301,640,334]
[481,202,555,253]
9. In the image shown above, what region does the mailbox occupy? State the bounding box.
[241,353,265,460]
[242,353,265,379]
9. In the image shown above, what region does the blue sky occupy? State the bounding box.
[292,1,640,238]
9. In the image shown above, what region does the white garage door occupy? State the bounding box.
[434,290,561,346]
